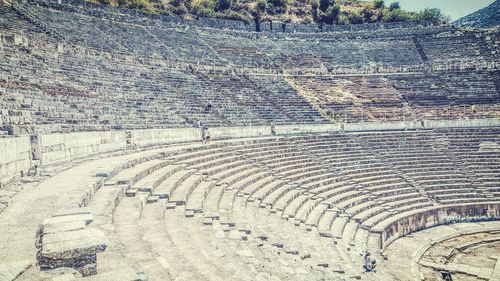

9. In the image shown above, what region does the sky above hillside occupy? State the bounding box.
[394,0,496,21]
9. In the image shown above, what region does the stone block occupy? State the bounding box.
[42,214,93,227]
[42,221,87,235]
[125,189,138,197]
[41,229,108,260]
[202,217,213,225]
[185,210,195,217]
[138,186,153,193]
[52,208,91,218]
[166,202,176,209]
[146,196,159,204]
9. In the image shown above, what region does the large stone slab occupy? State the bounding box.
[41,229,108,260]
[40,221,87,235]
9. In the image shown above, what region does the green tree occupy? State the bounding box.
[362,7,373,22]
[389,1,400,11]
[191,0,216,16]
[319,0,334,13]
[257,0,268,11]
[268,0,288,12]
[383,8,410,22]
[373,0,384,9]
[310,0,319,21]
[323,3,340,24]
[416,8,449,23]
[118,0,150,10]
[348,10,363,24]
[215,0,232,11]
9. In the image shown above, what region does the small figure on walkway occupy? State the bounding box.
[271,122,276,136]
[201,125,211,144]
[363,252,377,272]
[204,127,211,144]
[205,103,212,113]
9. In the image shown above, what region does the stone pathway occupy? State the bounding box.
[0,144,201,265]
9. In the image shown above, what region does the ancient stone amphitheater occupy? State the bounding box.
[0,0,500,280]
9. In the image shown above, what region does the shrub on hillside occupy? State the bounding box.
[117,0,151,10]
[215,0,232,11]
[362,7,374,22]
[382,8,411,22]
[323,3,340,24]
[319,0,335,12]
[347,10,363,24]
[257,0,268,11]
[191,0,216,16]
[416,8,449,23]
[373,0,384,9]
[267,0,289,13]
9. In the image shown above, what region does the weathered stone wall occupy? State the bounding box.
[128,124,342,148]
[423,118,500,129]
[128,128,200,148]
[377,203,500,250]
[344,120,423,131]
[0,136,31,186]
[278,123,342,134]
[1,118,499,184]
[40,131,127,166]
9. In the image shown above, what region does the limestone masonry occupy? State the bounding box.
[0,0,499,280]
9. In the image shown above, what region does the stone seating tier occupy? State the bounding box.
[0,1,498,132]
[1,128,497,280]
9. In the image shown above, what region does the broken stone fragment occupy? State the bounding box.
[95,172,110,177]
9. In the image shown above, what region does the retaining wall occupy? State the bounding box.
[40,131,127,166]
[376,202,500,250]
[128,128,200,148]
[0,136,32,186]
[1,118,499,184]
[423,118,500,129]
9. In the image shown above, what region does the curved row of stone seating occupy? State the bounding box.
[93,141,353,280]
[81,129,498,280]
[0,30,326,132]
[6,1,499,71]
[441,128,500,198]
[378,221,500,281]
[354,130,493,204]
[40,2,500,69]
[1,1,499,131]
[3,129,492,279]
[291,71,500,123]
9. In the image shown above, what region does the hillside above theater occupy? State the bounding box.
[454,0,500,28]
[87,0,448,25]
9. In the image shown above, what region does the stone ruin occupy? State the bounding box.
[35,208,108,277]
[0,0,498,280]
